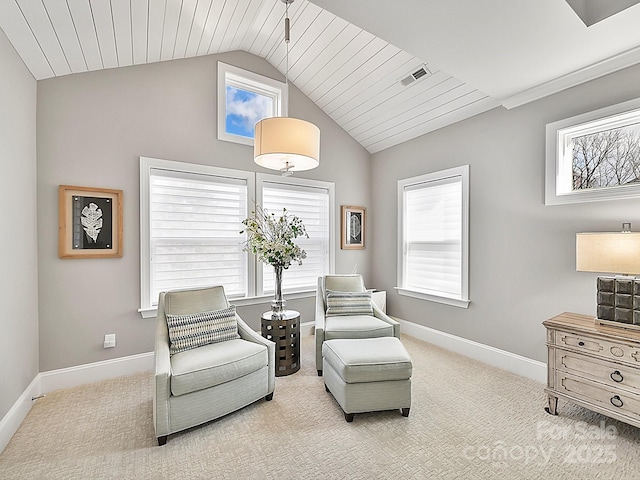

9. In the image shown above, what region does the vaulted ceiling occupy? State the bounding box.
[2,0,640,154]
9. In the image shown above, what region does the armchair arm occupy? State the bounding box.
[315,277,327,372]
[154,293,171,438]
[237,316,275,394]
[372,302,401,338]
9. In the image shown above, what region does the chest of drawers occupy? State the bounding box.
[544,312,640,428]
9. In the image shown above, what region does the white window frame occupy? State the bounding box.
[217,62,288,146]
[545,97,640,205]
[139,158,335,318]
[396,165,470,309]
[256,173,335,295]
[139,157,255,318]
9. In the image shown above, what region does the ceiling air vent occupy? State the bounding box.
[400,65,432,86]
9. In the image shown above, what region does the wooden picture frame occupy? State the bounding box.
[58,185,123,259]
[341,205,365,250]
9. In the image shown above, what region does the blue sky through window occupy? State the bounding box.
[225,86,273,138]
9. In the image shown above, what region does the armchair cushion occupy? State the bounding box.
[166,305,240,355]
[170,338,268,397]
[325,315,394,340]
[325,290,373,317]
[323,275,366,305]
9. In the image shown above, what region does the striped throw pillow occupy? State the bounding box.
[325,290,373,317]
[166,305,240,355]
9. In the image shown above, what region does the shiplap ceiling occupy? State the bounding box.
[5,1,640,153]
[313,0,640,108]
[0,0,498,153]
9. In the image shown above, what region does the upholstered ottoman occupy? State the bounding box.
[322,337,412,422]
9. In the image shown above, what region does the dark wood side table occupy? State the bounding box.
[261,310,300,376]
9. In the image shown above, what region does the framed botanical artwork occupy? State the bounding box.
[58,185,123,259]
[341,205,365,250]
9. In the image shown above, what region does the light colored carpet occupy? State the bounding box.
[1,334,639,479]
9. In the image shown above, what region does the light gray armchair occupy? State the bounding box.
[154,285,275,445]
[315,274,400,376]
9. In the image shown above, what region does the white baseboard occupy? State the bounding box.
[7,321,533,454]
[1,352,154,454]
[39,352,154,393]
[0,375,41,454]
[300,321,314,336]
[36,324,314,396]
[0,324,315,454]
[396,318,546,383]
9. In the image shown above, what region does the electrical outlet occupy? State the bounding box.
[104,334,116,348]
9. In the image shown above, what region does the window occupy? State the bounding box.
[545,97,640,205]
[140,158,334,317]
[257,173,334,295]
[397,165,470,308]
[140,157,254,316]
[217,62,287,146]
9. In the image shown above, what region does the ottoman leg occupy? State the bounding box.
[344,412,354,422]
[401,408,410,417]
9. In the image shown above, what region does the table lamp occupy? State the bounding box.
[576,223,640,327]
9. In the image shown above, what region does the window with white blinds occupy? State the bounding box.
[397,165,470,308]
[149,170,248,303]
[140,158,334,317]
[258,175,333,294]
[140,158,253,314]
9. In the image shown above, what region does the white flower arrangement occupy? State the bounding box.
[241,205,308,269]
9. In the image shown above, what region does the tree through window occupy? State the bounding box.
[572,124,640,190]
[545,98,640,205]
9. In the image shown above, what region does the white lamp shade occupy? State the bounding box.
[576,232,640,274]
[254,117,320,171]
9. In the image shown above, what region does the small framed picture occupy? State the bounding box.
[58,185,123,259]
[341,205,365,250]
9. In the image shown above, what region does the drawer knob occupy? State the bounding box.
[610,370,624,383]
[578,341,585,346]
[610,395,624,408]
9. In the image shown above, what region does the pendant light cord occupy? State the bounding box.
[284,1,290,85]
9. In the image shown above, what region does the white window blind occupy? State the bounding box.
[261,181,330,294]
[397,165,469,308]
[149,169,248,304]
[404,177,462,296]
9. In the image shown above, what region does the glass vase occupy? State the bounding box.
[271,265,286,319]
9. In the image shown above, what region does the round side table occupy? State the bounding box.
[261,310,300,376]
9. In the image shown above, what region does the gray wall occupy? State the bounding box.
[371,63,640,363]
[0,29,38,419]
[36,51,371,372]
[20,28,640,385]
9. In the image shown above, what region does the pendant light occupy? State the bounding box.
[254,0,320,175]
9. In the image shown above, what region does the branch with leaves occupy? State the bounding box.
[240,205,308,269]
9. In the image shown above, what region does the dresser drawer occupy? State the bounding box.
[555,330,640,366]
[544,313,640,429]
[555,350,640,394]
[558,371,640,420]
